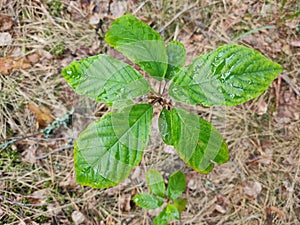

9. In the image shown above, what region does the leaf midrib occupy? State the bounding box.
[91,106,152,166]
[175,67,281,89]
[175,109,222,171]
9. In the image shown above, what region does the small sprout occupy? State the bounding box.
[133,169,187,224]
[61,14,282,189]
[48,0,63,17]
[50,42,65,56]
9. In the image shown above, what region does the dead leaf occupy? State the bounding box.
[283,181,294,192]
[75,45,91,57]
[282,44,292,55]
[27,189,49,204]
[38,49,53,60]
[290,40,300,47]
[27,53,40,64]
[244,181,262,198]
[266,206,284,222]
[88,14,101,25]
[0,32,12,46]
[257,148,273,165]
[215,195,228,214]
[243,35,264,50]
[0,56,31,75]
[105,216,116,225]
[118,193,132,212]
[215,204,227,214]
[21,144,37,164]
[0,14,14,31]
[110,1,127,18]
[71,211,86,225]
[186,171,201,190]
[59,171,77,188]
[47,204,62,215]
[9,47,22,57]
[256,97,268,115]
[28,103,55,128]
[277,88,300,121]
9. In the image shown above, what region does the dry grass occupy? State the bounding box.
[0,0,299,224]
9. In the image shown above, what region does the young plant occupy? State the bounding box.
[133,169,187,225]
[62,14,283,188]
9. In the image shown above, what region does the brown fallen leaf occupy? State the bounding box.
[106,216,116,225]
[266,206,284,224]
[277,88,300,121]
[27,189,49,204]
[215,195,228,214]
[59,171,77,188]
[244,180,262,199]
[255,96,268,115]
[27,52,40,64]
[0,14,14,31]
[0,56,31,75]
[118,193,132,212]
[21,144,37,164]
[28,103,55,128]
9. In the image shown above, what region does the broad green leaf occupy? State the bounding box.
[169,44,283,106]
[62,54,150,106]
[173,199,187,212]
[167,171,186,200]
[165,41,186,80]
[153,204,179,225]
[133,193,164,210]
[105,14,168,80]
[159,107,228,174]
[74,104,153,188]
[146,169,166,198]
[158,108,174,146]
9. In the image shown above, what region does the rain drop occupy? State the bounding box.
[218,52,224,58]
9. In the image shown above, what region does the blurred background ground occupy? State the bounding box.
[0,0,299,224]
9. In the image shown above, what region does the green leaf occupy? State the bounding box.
[62,54,150,106]
[165,41,186,80]
[146,169,166,198]
[133,193,164,210]
[167,171,186,200]
[105,14,168,80]
[173,199,187,213]
[169,44,283,106]
[158,108,174,146]
[159,107,229,174]
[74,104,153,188]
[153,204,179,225]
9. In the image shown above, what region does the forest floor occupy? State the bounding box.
[0,0,299,224]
